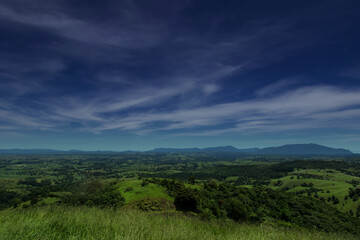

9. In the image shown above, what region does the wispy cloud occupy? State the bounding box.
[92,85,360,134]
[0,0,358,143]
[8,84,352,134]
[256,77,301,96]
[0,109,55,129]
[340,65,360,79]
[0,4,166,48]
[2,84,360,135]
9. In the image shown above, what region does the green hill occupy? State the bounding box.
[115,179,173,204]
[268,169,360,214]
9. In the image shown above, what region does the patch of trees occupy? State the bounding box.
[135,198,172,211]
[293,187,323,197]
[60,181,125,209]
[273,180,283,187]
[273,160,360,175]
[301,182,314,187]
[141,160,360,186]
[327,195,340,205]
[294,173,324,180]
[346,179,360,187]
[142,164,286,184]
[17,177,52,187]
[0,189,21,210]
[348,188,360,201]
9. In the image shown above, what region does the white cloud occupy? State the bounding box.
[2,83,360,135]
[256,78,301,96]
[88,85,360,134]
[203,84,220,94]
[0,2,353,137]
[0,5,165,48]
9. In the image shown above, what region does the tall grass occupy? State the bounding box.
[0,206,357,240]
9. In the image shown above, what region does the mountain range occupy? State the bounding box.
[149,144,352,155]
[0,143,353,155]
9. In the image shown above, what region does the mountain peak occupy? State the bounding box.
[258,143,352,155]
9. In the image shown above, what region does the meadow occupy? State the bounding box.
[269,169,360,213]
[0,206,357,240]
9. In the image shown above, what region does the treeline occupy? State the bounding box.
[141,160,360,184]
[141,164,286,184]
[272,160,360,176]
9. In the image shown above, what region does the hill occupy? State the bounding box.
[0,149,66,154]
[150,146,258,153]
[0,206,357,240]
[257,143,352,155]
[150,144,352,155]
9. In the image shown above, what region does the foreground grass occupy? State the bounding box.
[0,206,357,240]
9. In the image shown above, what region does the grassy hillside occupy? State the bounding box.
[0,206,357,240]
[268,169,360,214]
[115,179,173,204]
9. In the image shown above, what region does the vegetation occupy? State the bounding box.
[268,168,360,214]
[0,153,360,238]
[0,206,358,240]
[146,178,360,234]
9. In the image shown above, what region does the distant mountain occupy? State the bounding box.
[149,146,258,153]
[257,143,352,155]
[149,144,352,155]
[0,149,125,155]
[0,143,353,155]
[0,149,65,154]
[203,146,256,152]
[150,147,201,153]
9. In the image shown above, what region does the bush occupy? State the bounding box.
[95,191,125,209]
[174,189,198,212]
[125,187,134,192]
[225,198,249,222]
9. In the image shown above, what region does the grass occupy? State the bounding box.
[269,169,360,213]
[38,197,60,205]
[0,206,357,240]
[115,180,173,203]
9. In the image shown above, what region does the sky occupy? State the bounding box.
[0,0,360,152]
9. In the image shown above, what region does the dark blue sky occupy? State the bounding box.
[1,0,360,151]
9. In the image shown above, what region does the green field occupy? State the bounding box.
[0,206,357,240]
[115,179,173,203]
[269,169,360,214]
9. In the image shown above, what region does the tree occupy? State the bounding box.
[96,191,125,209]
[187,176,196,184]
[224,198,249,222]
[174,189,198,212]
[30,196,39,205]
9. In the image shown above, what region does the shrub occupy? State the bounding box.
[125,187,134,192]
